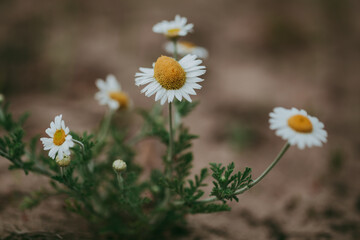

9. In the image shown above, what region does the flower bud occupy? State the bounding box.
[56,155,71,167]
[113,159,127,173]
[0,94,4,103]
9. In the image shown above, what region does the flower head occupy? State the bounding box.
[40,114,74,160]
[269,107,327,149]
[152,15,193,39]
[165,41,208,59]
[56,154,71,167]
[95,74,130,110]
[135,54,206,104]
[113,159,127,173]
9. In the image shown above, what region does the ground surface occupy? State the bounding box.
[1,0,360,239]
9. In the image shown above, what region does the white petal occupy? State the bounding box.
[108,100,119,110]
[168,90,175,102]
[54,115,62,129]
[155,88,166,101]
[96,79,107,90]
[107,74,120,91]
[49,146,59,159]
[160,94,168,105]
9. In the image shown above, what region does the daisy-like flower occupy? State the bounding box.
[152,15,193,39]
[95,74,130,110]
[40,114,74,160]
[269,107,327,149]
[165,41,208,59]
[135,54,206,104]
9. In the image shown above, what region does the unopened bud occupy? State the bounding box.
[56,155,71,167]
[0,94,4,103]
[113,159,127,173]
[220,175,226,182]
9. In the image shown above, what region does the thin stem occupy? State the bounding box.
[0,149,53,177]
[172,40,178,60]
[98,110,114,143]
[73,139,85,152]
[246,142,290,189]
[168,102,174,167]
[195,142,291,204]
[116,173,124,190]
[164,102,174,206]
[0,108,5,122]
[30,166,53,177]
[0,149,10,159]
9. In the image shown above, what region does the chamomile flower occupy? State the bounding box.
[40,114,74,160]
[165,41,209,59]
[95,74,130,110]
[135,54,206,104]
[269,107,327,149]
[153,15,193,39]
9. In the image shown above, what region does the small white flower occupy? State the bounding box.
[269,107,327,149]
[165,41,208,59]
[153,15,193,38]
[95,74,130,110]
[113,159,127,173]
[135,54,206,105]
[40,115,74,160]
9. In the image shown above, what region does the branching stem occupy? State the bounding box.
[180,143,291,205]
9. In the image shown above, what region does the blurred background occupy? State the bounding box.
[1,0,360,239]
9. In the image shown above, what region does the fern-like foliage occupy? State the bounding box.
[210,162,252,202]
[0,99,254,239]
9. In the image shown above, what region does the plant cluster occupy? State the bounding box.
[0,15,327,239]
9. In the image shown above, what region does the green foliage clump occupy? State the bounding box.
[0,99,253,239]
[210,162,252,202]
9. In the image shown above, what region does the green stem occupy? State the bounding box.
[30,166,53,177]
[73,139,85,152]
[98,110,114,143]
[246,142,290,189]
[172,40,178,60]
[0,149,10,159]
[0,107,5,122]
[164,102,174,206]
[192,142,291,204]
[168,102,174,168]
[116,173,124,190]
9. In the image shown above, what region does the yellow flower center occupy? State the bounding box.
[288,114,313,133]
[166,28,180,37]
[53,129,66,146]
[180,41,196,49]
[154,56,186,90]
[109,91,129,109]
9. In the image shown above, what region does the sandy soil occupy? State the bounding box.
[1,0,360,239]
